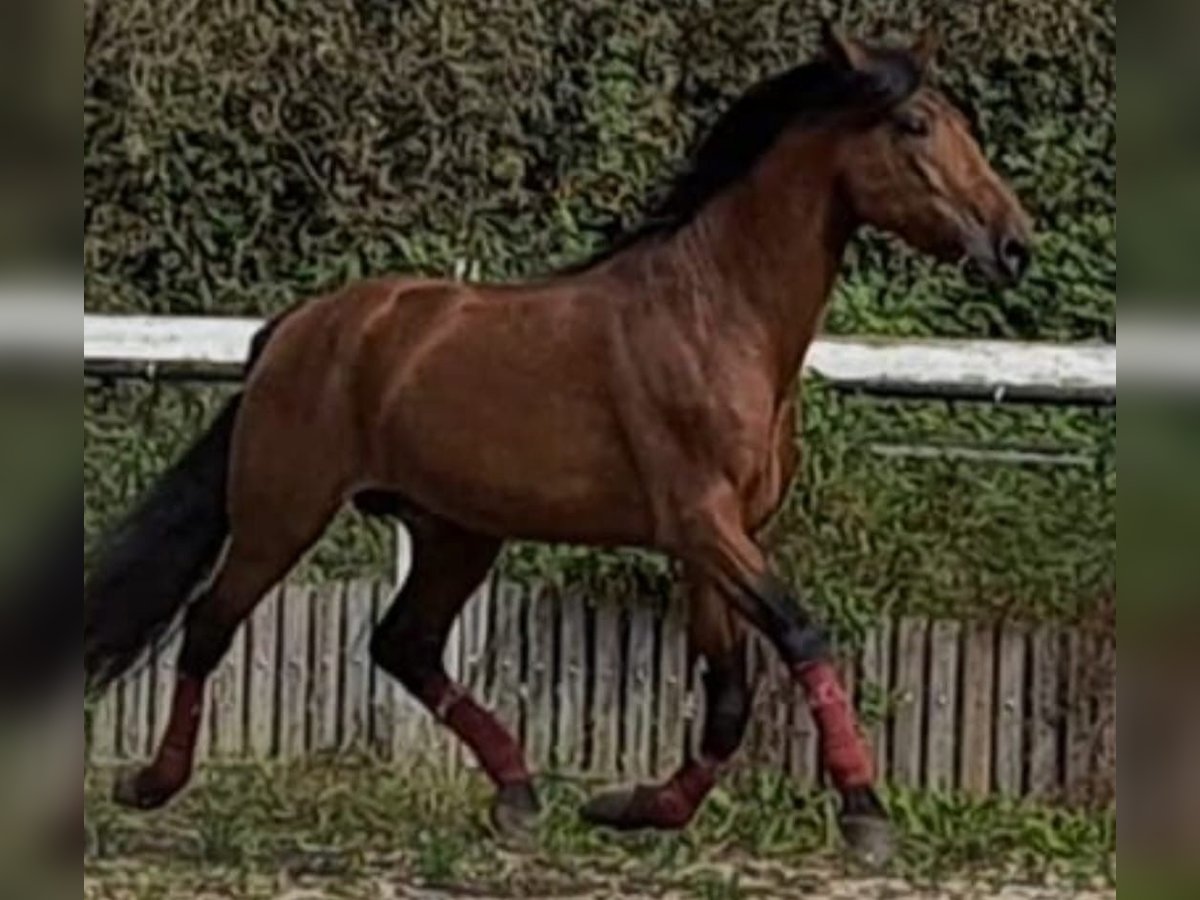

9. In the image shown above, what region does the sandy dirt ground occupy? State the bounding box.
[85,862,1117,900]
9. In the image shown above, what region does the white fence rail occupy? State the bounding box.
[82,314,1117,403]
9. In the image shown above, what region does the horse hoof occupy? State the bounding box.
[489,782,541,846]
[111,767,177,812]
[581,787,639,830]
[838,814,897,870]
[581,785,687,832]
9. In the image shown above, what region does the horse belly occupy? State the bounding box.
[375,395,652,545]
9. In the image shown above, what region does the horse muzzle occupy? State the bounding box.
[964,220,1033,288]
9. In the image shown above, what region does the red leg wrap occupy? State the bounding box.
[147,675,205,789]
[644,760,718,828]
[794,661,874,791]
[112,676,205,809]
[426,678,530,787]
[583,758,719,830]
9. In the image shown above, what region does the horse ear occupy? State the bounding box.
[820,21,870,73]
[910,27,940,76]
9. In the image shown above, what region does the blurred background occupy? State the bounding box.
[0,0,79,896]
[1121,1,1200,896]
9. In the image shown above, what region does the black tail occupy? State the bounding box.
[84,396,242,694]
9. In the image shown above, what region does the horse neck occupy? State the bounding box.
[670,132,853,392]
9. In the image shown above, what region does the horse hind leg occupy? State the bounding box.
[113,414,346,810]
[582,570,756,831]
[368,515,539,839]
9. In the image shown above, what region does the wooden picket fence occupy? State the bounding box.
[85,579,1114,803]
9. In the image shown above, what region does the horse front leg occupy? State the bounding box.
[679,490,895,867]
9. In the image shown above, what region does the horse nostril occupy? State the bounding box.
[999,236,1031,281]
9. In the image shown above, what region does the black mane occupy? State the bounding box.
[567,51,922,271]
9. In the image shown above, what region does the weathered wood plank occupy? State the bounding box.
[280,585,312,758]
[490,582,525,749]
[310,583,344,753]
[88,691,118,762]
[1065,629,1095,798]
[624,603,657,778]
[526,588,558,772]
[892,618,928,788]
[656,594,689,776]
[592,602,622,778]
[461,584,492,697]
[861,620,892,784]
[995,623,1027,795]
[119,659,150,761]
[556,589,588,773]
[248,588,281,758]
[926,620,961,792]
[1094,631,1117,807]
[1029,626,1063,798]
[212,624,247,758]
[960,623,995,796]
[341,582,374,749]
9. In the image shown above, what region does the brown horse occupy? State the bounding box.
[84,27,1032,864]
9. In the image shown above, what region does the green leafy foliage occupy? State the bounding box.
[85,0,1115,339]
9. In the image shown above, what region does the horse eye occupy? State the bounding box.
[895,114,930,138]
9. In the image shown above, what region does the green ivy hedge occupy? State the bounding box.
[84,0,1115,340]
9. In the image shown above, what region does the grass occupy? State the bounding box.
[85,758,1116,898]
